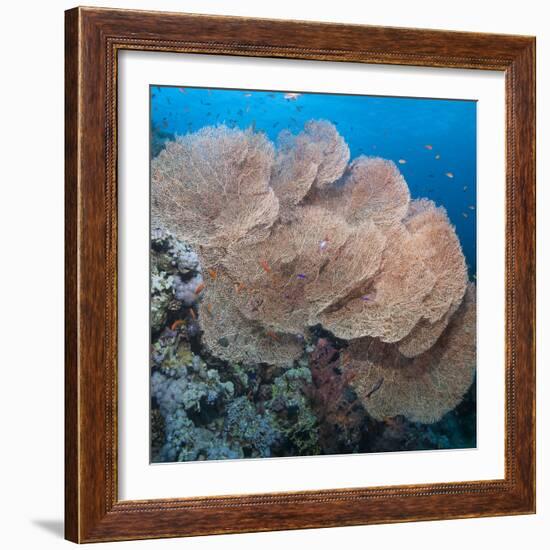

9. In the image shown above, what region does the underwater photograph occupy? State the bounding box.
[149,85,477,463]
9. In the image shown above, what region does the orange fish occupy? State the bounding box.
[170,319,186,331]
[425,144,433,150]
[234,282,247,294]
[207,268,218,280]
[398,159,407,164]
[194,282,205,295]
[265,330,280,342]
[445,172,454,178]
[206,303,213,315]
[189,309,196,320]
[259,259,271,273]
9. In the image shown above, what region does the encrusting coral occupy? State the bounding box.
[151,119,475,424]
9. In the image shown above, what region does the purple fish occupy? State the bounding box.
[362,293,376,302]
[297,273,306,280]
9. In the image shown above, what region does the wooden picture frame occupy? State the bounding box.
[65,6,536,543]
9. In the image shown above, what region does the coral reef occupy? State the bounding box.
[223,396,282,457]
[150,226,202,337]
[151,118,476,451]
[267,366,320,455]
[151,359,236,461]
[306,337,368,454]
[150,329,319,461]
[149,236,319,460]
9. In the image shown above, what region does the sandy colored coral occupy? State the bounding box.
[396,304,458,358]
[319,224,436,341]
[151,125,279,250]
[319,200,467,344]
[221,206,386,332]
[345,284,476,423]
[270,120,349,212]
[197,270,304,366]
[317,156,410,229]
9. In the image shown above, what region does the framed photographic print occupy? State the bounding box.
[65,6,536,543]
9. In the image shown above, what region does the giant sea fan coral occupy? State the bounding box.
[197,269,304,365]
[152,119,475,422]
[314,155,411,228]
[151,125,279,251]
[343,284,476,424]
[271,120,350,216]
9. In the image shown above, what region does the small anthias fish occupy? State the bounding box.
[194,282,205,295]
[296,273,307,280]
[259,259,271,273]
[398,159,407,164]
[362,292,376,302]
[234,282,246,294]
[207,268,218,280]
[445,172,454,178]
[462,212,468,218]
[435,154,441,160]
[425,144,433,150]
[170,319,186,331]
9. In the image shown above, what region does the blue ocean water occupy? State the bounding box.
[151,86,476,279]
